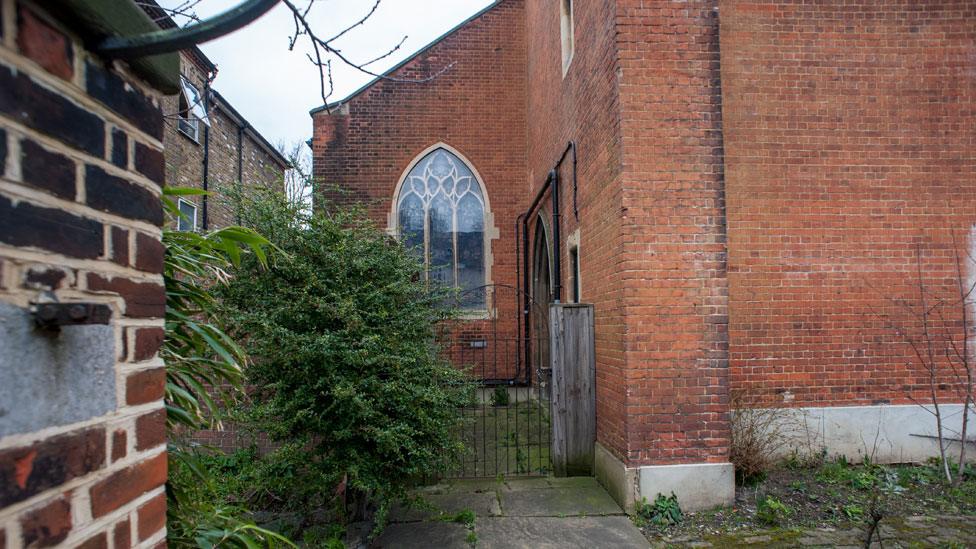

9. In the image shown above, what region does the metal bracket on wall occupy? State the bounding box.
[32,303,112,330]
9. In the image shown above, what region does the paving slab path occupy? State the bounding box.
[371,477,649,548]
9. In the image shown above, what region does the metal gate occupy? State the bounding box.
[439,284,551,478]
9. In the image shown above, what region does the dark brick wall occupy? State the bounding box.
[530,0,733,467]
[161,55,287,231]
[612,0,731,467]
[0,1,169,544]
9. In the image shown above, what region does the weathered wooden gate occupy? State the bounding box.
[548,303,596,476]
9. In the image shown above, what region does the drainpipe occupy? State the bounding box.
[550,168,562,303]
[514,141,578,386]
[515,213,524,380]
[517,142,577,347]
[570,142,578,220]
[236,124,244,224]
[521,214,531,384]
[201,81,211,230]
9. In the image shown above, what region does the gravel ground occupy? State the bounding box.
[642,460,976,547]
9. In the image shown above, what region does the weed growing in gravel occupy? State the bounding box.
[756,496,793,526]
[640,458,976,545]
[841,503,864,520]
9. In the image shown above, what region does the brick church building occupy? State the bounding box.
[311,0,976,510]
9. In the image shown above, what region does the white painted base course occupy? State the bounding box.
[637,462,736,513]
[765,403,976,465]
[594,443,735,512]
[594,403,975,514]
[594,443,637,511]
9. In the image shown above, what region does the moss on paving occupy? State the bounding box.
[449,400,551,477]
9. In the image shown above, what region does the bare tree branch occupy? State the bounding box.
[359,36,408,68]
[951,230,973,480]
[322,0,380,44]
[135,0,204,26]
[280,0,455,110]
[141,0,453,112]
[864,236,976,485]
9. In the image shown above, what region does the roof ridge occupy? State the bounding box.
[309,0,503,115]
[210,88,291,169]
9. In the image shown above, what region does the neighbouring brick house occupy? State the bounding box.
[0,0,174,546]
[139,1,290,232]
[313,0,976,510]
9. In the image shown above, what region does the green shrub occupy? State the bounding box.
[168,448,291,548]
[756,495,792,526]
[217,187,475,522]
[161,188,292,547]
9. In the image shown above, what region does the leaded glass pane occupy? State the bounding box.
[398,193,424,259]
[428,191,455,288]
[395,148,487,310]
[457,194,485,309]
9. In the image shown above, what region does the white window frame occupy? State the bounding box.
[177,198,198,232]
[177,76,209,142]
[560,0,575,76]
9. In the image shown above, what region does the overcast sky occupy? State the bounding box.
[158,0,494,149]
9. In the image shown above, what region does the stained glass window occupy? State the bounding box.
[397,148,486,310]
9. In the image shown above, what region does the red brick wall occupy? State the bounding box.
[312,0,527,380]
[524,0,629,460]
[0,0,169,545]
[530,0,734,468]
[610,0,732,466]
[315,0,734,468]
[721,1,976,407]
[311,0,976,472]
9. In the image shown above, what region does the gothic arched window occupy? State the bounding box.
[397,147,486,310]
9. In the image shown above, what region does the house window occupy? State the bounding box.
[177,76,209,141]
[177,198,197,231]
[396,147,487,310]
[560,0,574,75]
